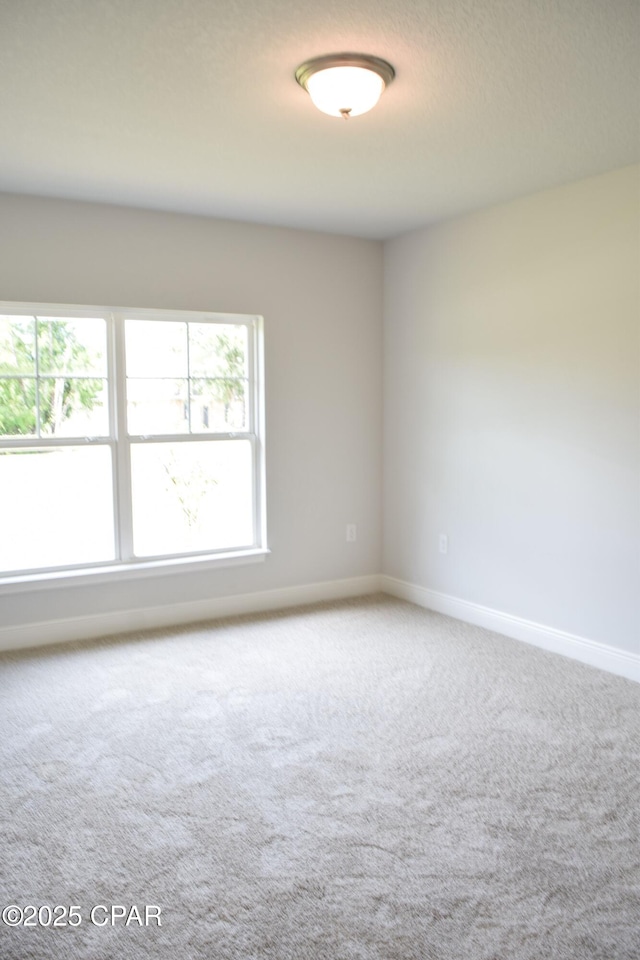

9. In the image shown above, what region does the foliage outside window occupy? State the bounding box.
[0,305,265,578]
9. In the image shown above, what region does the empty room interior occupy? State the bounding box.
[0,1,638,958]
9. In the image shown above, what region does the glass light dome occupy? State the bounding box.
[296,54,395,119]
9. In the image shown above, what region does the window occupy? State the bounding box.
[0,304,266,582]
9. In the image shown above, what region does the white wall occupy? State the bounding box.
[0,194,383,635]
[2,168,639,667]
[384,165,640,655]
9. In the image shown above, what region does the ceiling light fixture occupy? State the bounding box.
[295,53,395,119]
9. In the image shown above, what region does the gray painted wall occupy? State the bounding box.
[0,195,383,629]
[2,166,638,664]
[384,165,640,654]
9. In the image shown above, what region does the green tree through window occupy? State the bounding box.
[0,317,102,436]
[0,305,264,577]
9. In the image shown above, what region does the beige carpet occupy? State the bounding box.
[0,595,638,959]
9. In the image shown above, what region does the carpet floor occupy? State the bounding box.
[0,594,638,960]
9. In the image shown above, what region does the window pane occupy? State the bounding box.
[125,320,188,377]
[189,323,248,378]
[37,317,107,375]
[0,377,36,436]
[0,447,115,572]
[131,440,253,556]
[39,378,109,437]
[190,379,247,432]
[0,316,35,374]
[127,379,188,435]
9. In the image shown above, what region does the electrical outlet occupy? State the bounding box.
[346,523,357,542]
[439,533,448,555]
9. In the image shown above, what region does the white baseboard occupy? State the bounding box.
[4,572,637,686]
[0,574,383,654]
[381,576,640,684]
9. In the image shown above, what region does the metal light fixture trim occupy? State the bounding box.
[295,53,395,118]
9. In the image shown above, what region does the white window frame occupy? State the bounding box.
[0,302,268,593]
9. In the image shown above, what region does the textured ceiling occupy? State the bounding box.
[0,0,638,238]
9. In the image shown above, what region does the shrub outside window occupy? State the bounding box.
[0,304,266,580]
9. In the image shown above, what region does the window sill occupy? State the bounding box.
[0,548,270,595]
